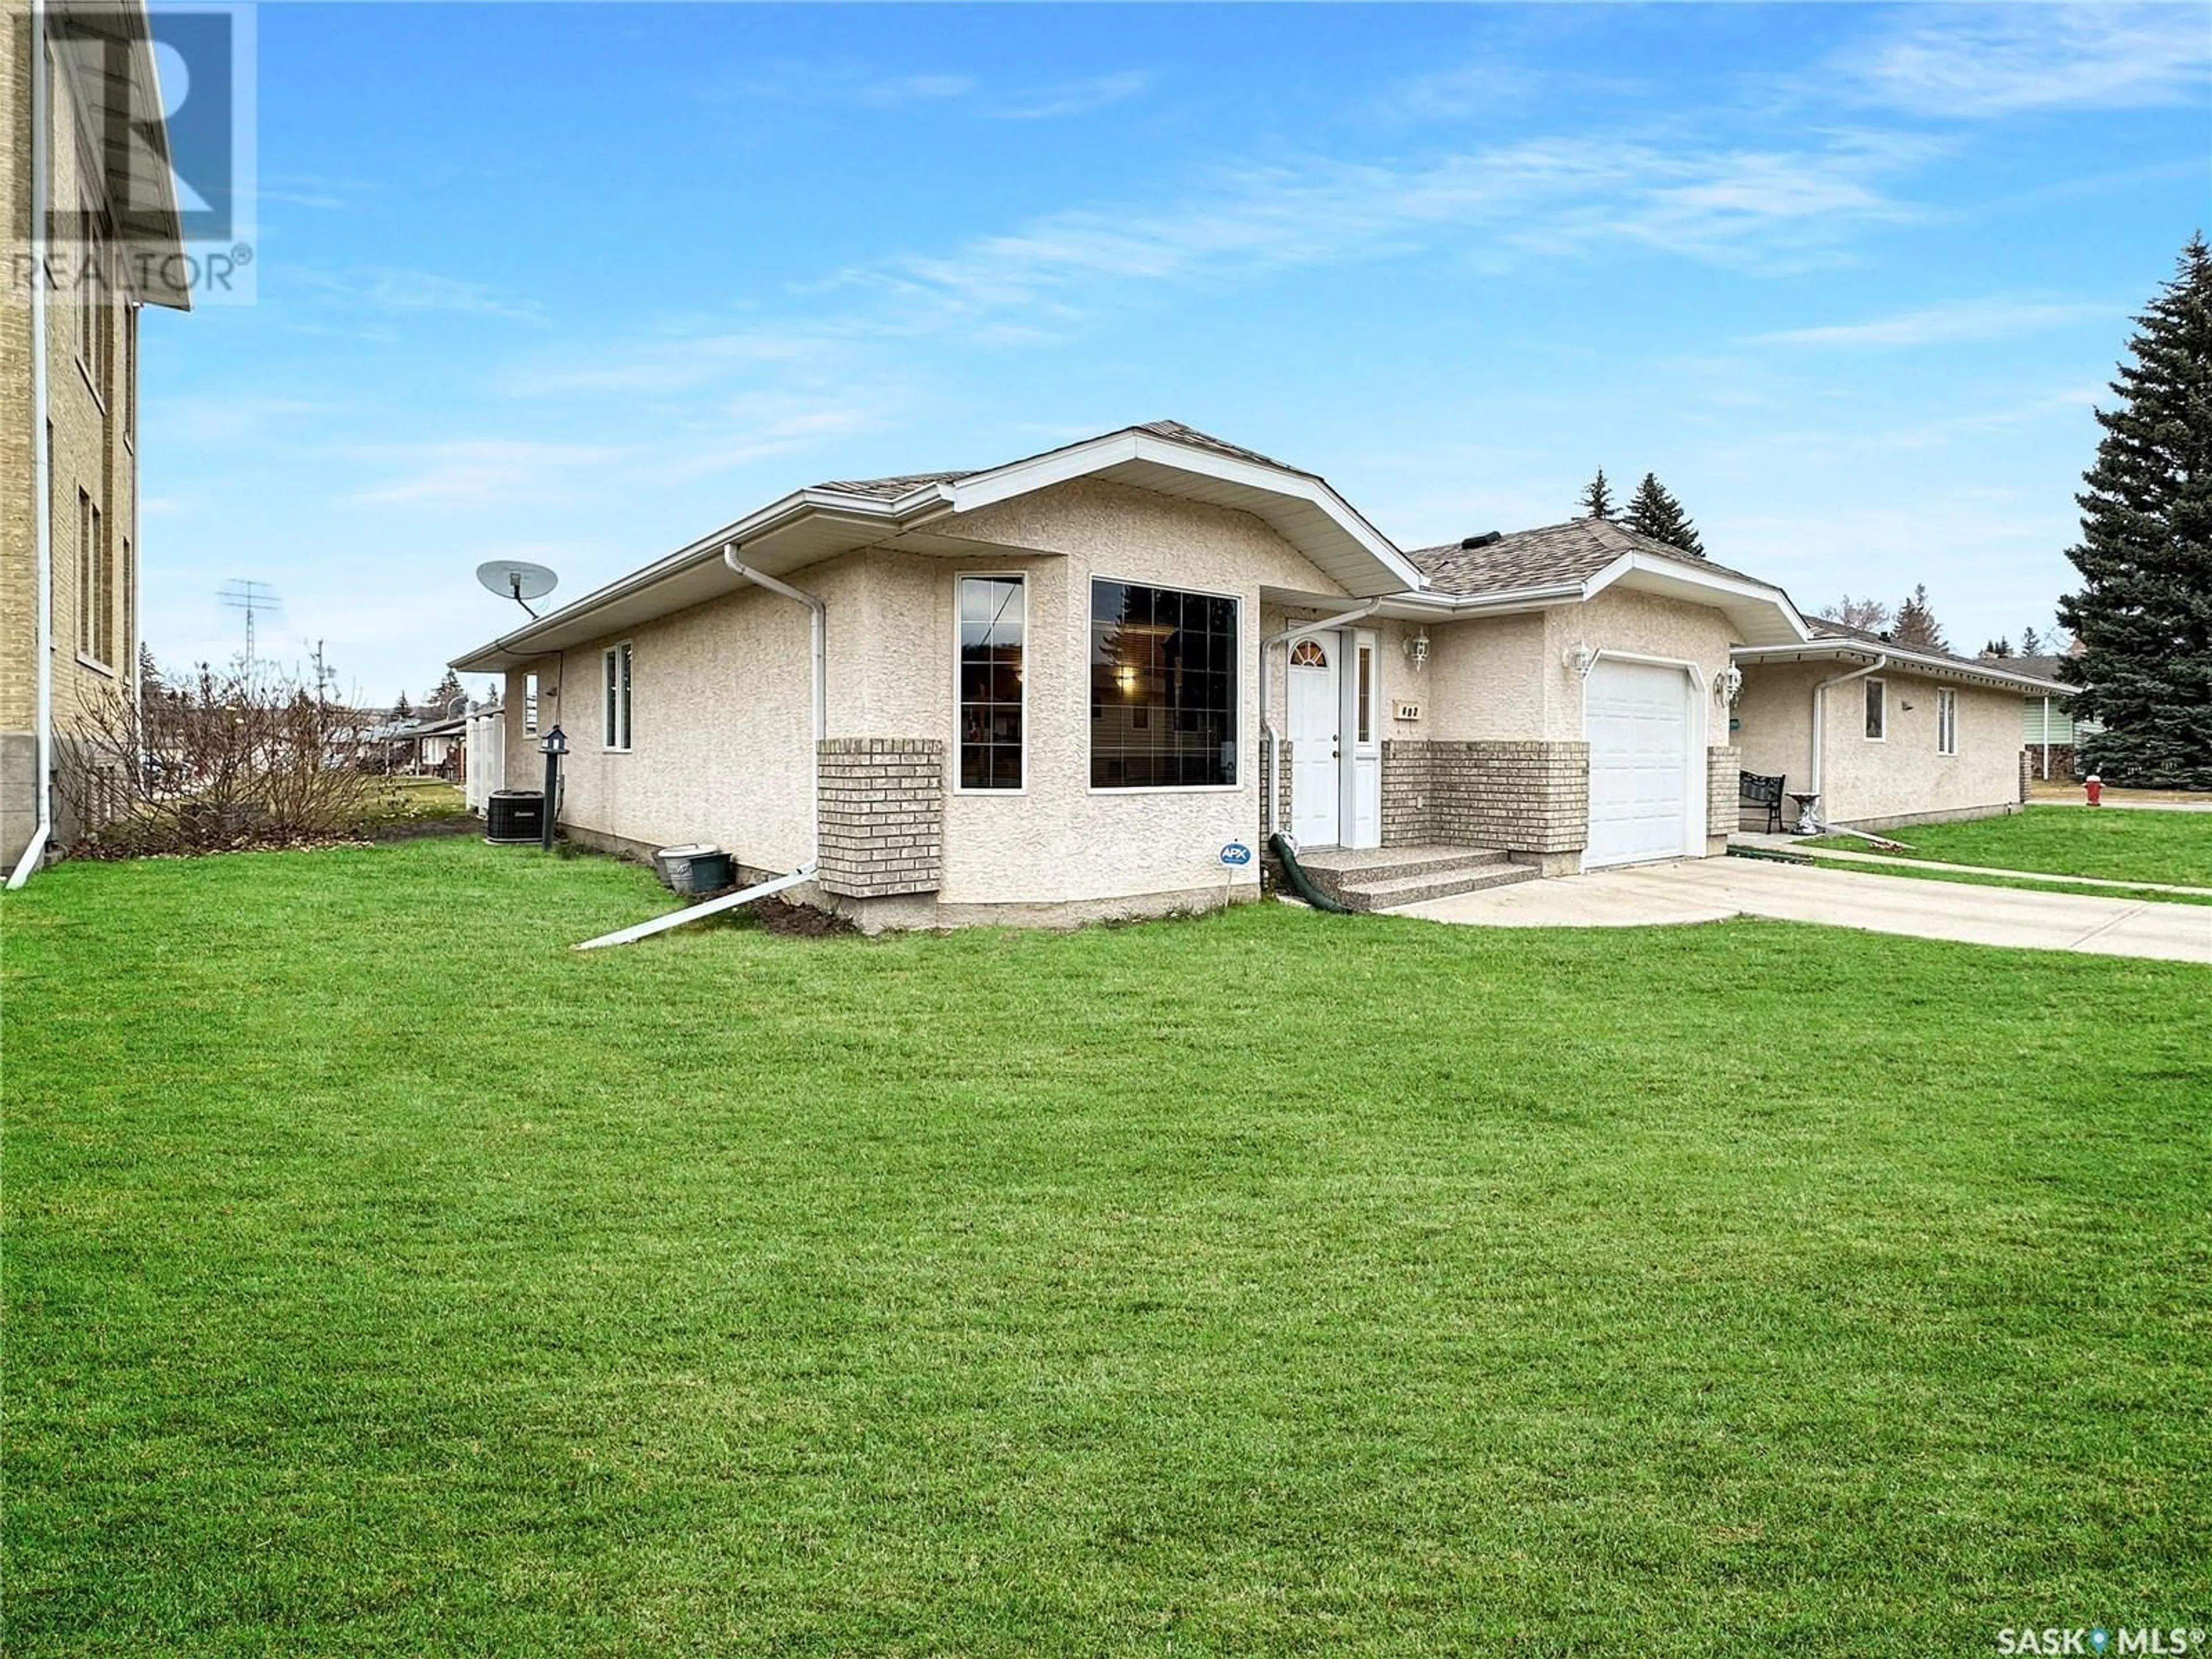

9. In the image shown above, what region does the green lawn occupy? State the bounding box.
[5,841,2209,1657]
[1807,805,2212,888]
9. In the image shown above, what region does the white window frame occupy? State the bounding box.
[523,671,540,735]
[1936,687,1958,756]
[1863,676,1887,743]
[1086,574,1244,796]
[953,571,1028,796]
[602,642,632,751]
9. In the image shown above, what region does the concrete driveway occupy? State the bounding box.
[1393,855,2212,964]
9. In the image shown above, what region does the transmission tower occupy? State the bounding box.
[218,579,281,668]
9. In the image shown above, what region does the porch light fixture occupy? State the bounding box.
[1403,628,1429,669]
[1714,664,1744,705]
[1563,642,1597,679]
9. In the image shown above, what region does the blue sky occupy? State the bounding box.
[141,1,2211,704]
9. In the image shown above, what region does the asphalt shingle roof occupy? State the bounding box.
[1403,517,1767,599]
[810,421,1307,503]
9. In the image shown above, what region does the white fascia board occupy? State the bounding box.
[449,486,914,671]
[942,430,1428,593]
[1589,551,1813,642]
[1732,642,2069,695]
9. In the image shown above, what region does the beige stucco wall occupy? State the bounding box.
[1737,661,2025,825]
[506,575,821,874]
[934,478,1352,906]
[514,477,1365,908]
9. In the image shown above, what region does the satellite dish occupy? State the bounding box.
[476,559,559,619]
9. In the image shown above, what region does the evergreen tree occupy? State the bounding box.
[393,691,414,720]
[1893,584,1949,652]
[1578,469,1616,520]
[2018,624,2044,657]
[1623,472,1706,558]
[429,669,465,713]
[1981,638,2014,659]
[138,642,164,695]
[2056,233,2212,787]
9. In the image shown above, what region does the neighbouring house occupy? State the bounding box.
[2010,653,2101,781]
[2,0,194,878]
[450,421,2068,929]
[1734,620,2068,831]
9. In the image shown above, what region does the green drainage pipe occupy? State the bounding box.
[1268,834,1356,915]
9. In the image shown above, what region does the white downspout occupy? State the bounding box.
[723,543,824,863]
[1260,599,1383,840]
[575,547,826,950]
[1808,655,1886,820]
[8,0,52,889]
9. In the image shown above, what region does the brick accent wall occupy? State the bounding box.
[1707,745,1741,838]
[1380,740,1589,856]
[2020,747,2032,805]
[817,738,944,898]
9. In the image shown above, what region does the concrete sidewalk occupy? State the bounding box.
[1393,855,2212,963]
[1781,842,2212,898]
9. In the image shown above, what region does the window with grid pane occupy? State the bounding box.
[1089,579,1238,789]
[957,575,1024,790]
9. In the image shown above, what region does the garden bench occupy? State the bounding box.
[1738,770,1787,834]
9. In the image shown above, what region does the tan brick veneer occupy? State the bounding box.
[817,738,945,898]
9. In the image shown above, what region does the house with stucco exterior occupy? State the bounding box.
[450,422,2066,929]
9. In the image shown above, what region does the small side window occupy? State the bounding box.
[603,644,632,750]
[1864,676,1886,741]
[1937,688,1957,756]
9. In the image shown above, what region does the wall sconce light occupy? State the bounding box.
[1563,642,1597,679]
[1403,628,1430,670]
[1714,664,1744,705]
[1900,699,1916,711]
[1115,664,1141,697]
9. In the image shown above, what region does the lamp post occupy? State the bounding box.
[538,724,567,850]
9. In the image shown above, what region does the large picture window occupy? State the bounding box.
[957,574,1025,790]
[1089,579,1238,789]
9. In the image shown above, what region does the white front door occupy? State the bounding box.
[1585,658,1694,868]
[1288,636,1340,847]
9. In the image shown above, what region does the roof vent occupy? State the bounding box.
[1460,531,1503,550]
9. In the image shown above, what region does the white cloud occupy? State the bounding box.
[993,71,1154,122]
[1836,4,2212,117]
[1750,297,2119,349]
[343,438,628,507]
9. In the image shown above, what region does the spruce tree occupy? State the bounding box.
[1981,638,2014,660]
[1893,584,1948,651]
[1579,469,1616,520]
[2018,624,2044,657]
[2056,233,2212,787]
[1623,472,1706,558]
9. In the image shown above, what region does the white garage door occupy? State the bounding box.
[1585,660,1692,869]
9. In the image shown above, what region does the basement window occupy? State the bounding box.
[1863,677,1886,742]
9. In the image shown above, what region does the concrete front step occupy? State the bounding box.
[1296,844,1515,887]
[1331,861,1540,912]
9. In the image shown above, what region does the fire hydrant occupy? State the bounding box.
[2085,773,2103,808]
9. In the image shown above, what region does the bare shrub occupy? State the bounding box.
[60,663,387,857]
